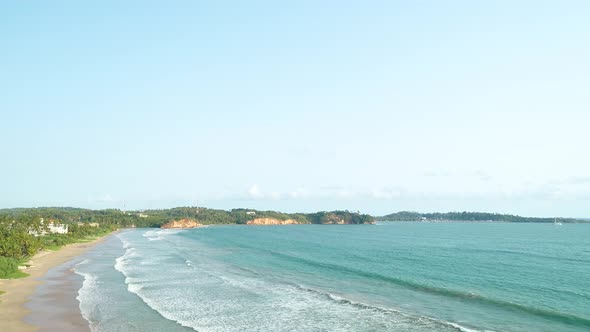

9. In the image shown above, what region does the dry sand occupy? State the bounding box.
[0,234,113,332]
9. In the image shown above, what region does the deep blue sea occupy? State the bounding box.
[74,223,590,332]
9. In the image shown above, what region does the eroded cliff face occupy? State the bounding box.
[161,218,202,229]
[246,218,301,225]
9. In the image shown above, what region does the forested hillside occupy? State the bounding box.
[0,207,374,227]
[377,211,584,223]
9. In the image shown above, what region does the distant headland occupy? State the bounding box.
[1,208,587,232]
[0,207,375,229]
[376,211,587,223]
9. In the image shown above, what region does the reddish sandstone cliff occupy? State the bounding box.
[246,218,301,225]
[160,218,202,229]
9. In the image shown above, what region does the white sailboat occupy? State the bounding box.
[554,217,563,226]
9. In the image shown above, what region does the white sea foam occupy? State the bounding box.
[141,230,159,239]
[291,283,488,332]
[76,258,90,267]
[142,229,187,241]
[142,230,156,237]
[119,239,132,250]
[159,229,186,235]
[121,276,200,331]
[143,229,185,237]
[445,322,494,332]
[114,255,126,273]
[114,245,138,274]
[109,228,483,332]
[74,261,100,332]
[118,261,463,332]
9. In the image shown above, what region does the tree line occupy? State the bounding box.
[0,214,115,278]
[0,207,374,278]
[376,211,585,223]
[0,206,375,227]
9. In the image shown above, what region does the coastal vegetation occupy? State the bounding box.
[0,214,115,279]
[0,207,373,278]
[377,211,586,223]
[8,206,583,278]
[307,211,374,224]
[0,207,374,228]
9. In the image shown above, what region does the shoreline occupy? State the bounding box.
[24,257,90,332]
[0,232,115,332]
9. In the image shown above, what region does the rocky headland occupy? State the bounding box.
[160,218,202,229]
[246,218,301,225]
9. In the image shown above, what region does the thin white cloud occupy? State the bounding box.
[237,177,590,203]
[248,185,263,198]
[289,188,310,199]
[470,170,493,182]
[563,176,590,185]
[370,187,406,199]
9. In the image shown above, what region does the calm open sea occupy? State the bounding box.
[73,222,590,332]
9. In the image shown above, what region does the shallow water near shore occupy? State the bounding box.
[25,258,90,332]
[72,223,589,332]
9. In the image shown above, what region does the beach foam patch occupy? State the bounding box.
[74,261,101,331]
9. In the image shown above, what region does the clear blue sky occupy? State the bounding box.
[1,1,589,217]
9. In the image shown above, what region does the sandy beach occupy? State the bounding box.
[0,234,113,332]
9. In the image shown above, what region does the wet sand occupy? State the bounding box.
[0,234,113,332]
[24,259,90,332]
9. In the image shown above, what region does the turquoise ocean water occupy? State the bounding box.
[74,223,590,332]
